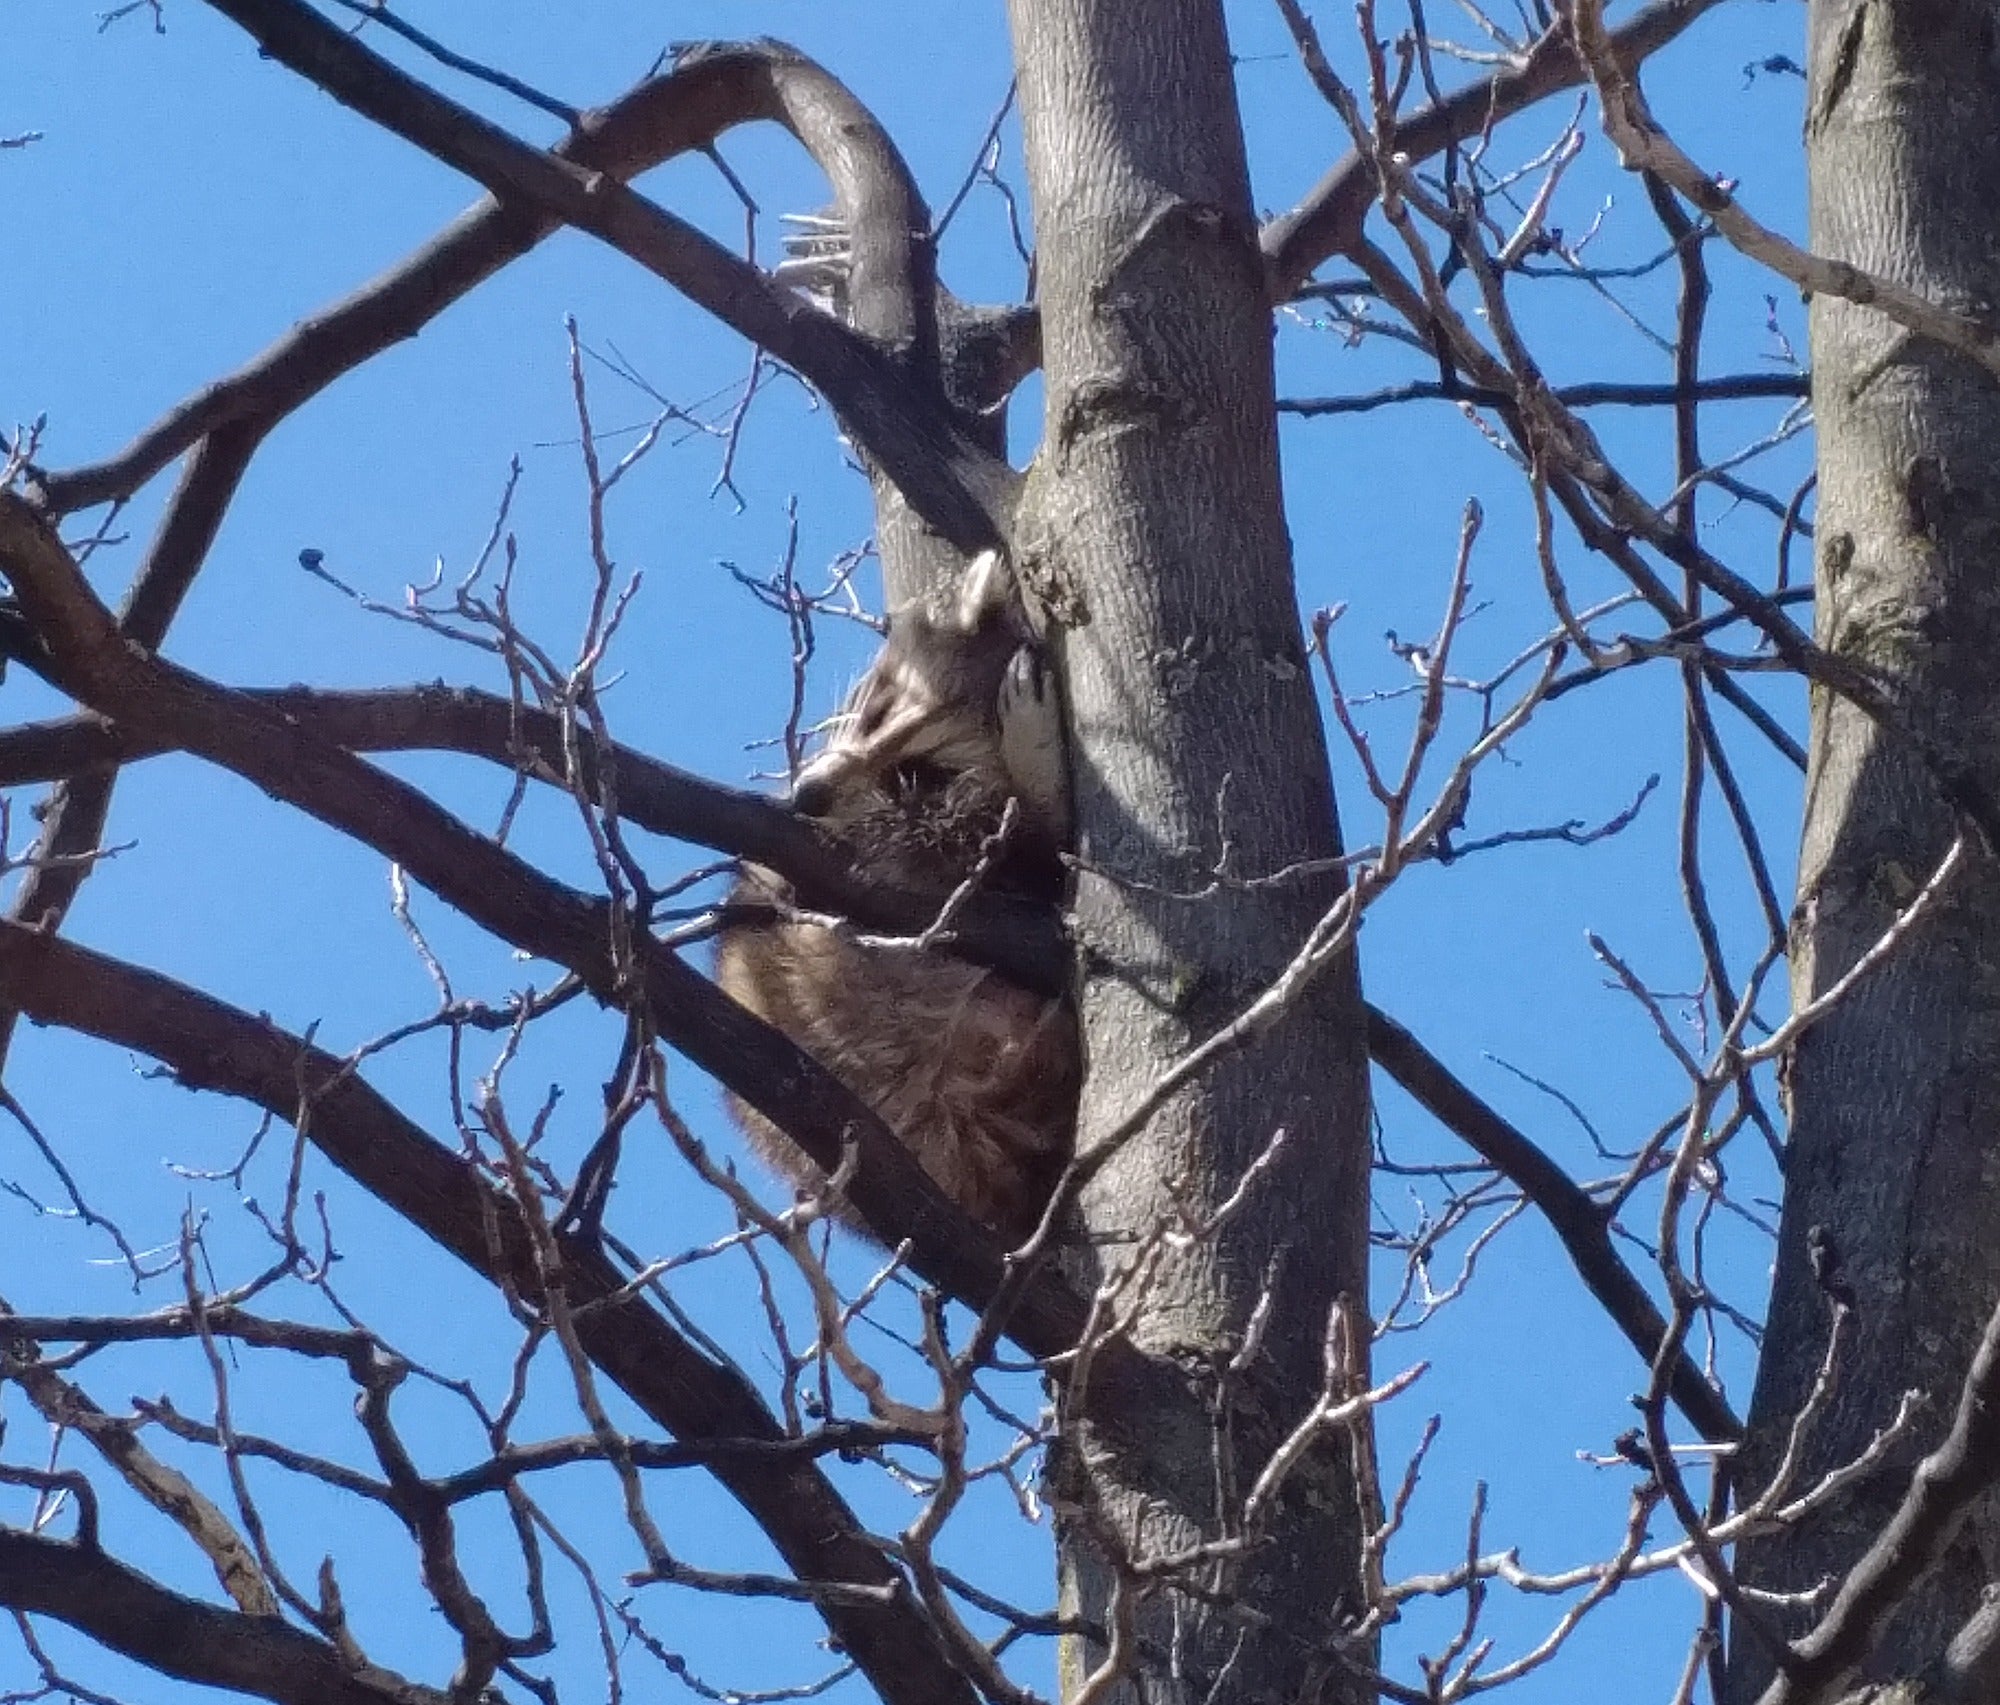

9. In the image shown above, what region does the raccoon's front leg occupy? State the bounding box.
[996,640,1071,846]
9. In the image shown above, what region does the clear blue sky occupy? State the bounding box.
[4,2,1810,1699]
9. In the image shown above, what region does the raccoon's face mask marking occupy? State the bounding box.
[790,638,995,818]
[789,553,1069,844]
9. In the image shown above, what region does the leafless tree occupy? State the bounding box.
[4,3,2000,1705]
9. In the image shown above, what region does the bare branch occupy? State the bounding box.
[0,915,985,1705]
[190,0,1014,550]
[0,1530,446,1705]
[1280,372,1809,417]
[1761,1291,2000,1705]
[1365,1004,1740,1443]
[1261,0,1734,296]
[1565,0,2000,385]
[0,487,1091,1362]
[0,683,1063,995]
[0,1340,276,1616]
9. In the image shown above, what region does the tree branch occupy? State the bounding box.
[0,419,267,1074]
[0,683,1065,995]
[0,919,979,1705]
[35,24,1014,557]
[0,1529,447,1705]
[1260,0,1732,297]
[3,1344,278,1616]
[188,0,1014,551]
[1759,1291,2000,1705]
[34,47,796,514]
[1366,1004,1741,1444]
[1281,372,1808,417]
[0,489,1088,1360]
[1566,0,2000,385]
[0,668,1744,1445]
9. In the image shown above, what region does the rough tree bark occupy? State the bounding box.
[1730,2,2000,1697]
[1005,2,1375,1700]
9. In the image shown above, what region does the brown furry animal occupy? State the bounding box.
[716,551,1077,1244]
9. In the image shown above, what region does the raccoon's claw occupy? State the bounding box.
[775,205,851,314]
[997,643,1071,842]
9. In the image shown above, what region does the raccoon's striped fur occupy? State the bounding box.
[716,552,1077,1244]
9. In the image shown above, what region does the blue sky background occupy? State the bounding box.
[4,2,1813,1699]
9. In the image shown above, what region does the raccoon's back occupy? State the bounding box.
[715,906,1077,1245]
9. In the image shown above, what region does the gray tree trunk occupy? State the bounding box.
[1729,2,2000,1696]
[1004,2,1375,1701]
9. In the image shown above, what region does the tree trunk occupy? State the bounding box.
[1004,3,1375,1700]
[1730,2,2000,1695]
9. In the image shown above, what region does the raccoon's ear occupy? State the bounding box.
[954,548,1018,634]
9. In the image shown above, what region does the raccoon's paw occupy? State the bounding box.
[997,643,1071,842]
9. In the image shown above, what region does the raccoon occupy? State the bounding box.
[716,550,1078,1245]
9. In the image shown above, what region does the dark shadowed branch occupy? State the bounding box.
[1367,1005,1741,1444]
[0,1530,447,1705]
[1760,1293,2000,1705]
[12,29,1015,1151]
[192,0,1015,551]
[0,683,1064,995]
[0,917,979,1705]
[0,663,1740,1443]
[1281,373,1808,417]
[0,420,266,1074]
[38,43,909,517]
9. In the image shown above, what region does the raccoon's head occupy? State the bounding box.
[791,550,1068,849]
